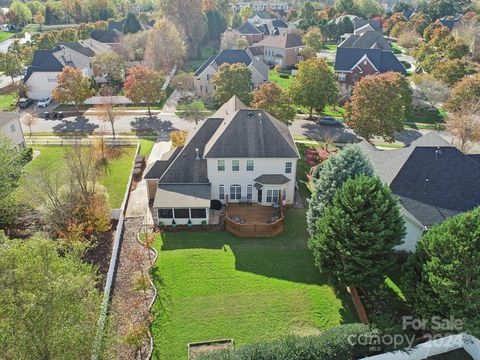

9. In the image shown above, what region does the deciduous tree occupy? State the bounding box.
[310,176,404,289]
[52,67,95,111]
[0,234,112,359]
[97,99,123,138]
[145,18,186,71]
[170,130,188,147]
[345,72,412,142]
[404,207,480,336]
[412,73,451,110]
[92,51,125,84]
[303,27,324,51]
[306,145,373,238]
[123,65,165,117]
[289,58,338,118]
[446,101,480,152]
[431,59,468,86]
[446,74,480,112]
[0,52,21,83]
[213,63,252,105]
[251,82,296,124]
[181,100,207,125]
[20,111,38,138]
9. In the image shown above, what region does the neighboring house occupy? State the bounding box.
[250,32,304,67]
[23,39,111,99]
[144,96,299,226]
[0,112,26,149]
[339,30,392,51]
[234,21,264,45]
[361,333,480,360]
[91,19,125,44]
[232,1,289,13]
[193,49,269,96]
[248,11,275,25]
[353,18,382,35]
[359,132,480,251]
[334,47,407,89]
[257,19,289,35]
[439,15,463,30]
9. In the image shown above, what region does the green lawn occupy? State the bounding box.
[321,104,345,118]
[407,107,446,125]
[269,70,293,89]
[0,93,17,111]
[150,209,356,359]
[0,31,14,41]
[18,146,136,208]
[139,138,156,157]
[392,43,403,54]
[322,44,338,51]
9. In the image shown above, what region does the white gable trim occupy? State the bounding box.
[351,54,379,73]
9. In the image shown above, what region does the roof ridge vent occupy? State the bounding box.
[435,147,442,160]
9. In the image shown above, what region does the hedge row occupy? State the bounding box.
[198,323,380,360]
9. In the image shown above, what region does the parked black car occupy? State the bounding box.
[17,98,35,109]
[317,116,343,127]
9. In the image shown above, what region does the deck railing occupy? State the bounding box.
[225,211,284,238]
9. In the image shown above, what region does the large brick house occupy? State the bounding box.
[334,47,407,90]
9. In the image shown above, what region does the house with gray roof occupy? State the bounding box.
[339,31,392,51]
[234,21,264,45]
[193,49,269,96]
[248,10,275,25]
[359,132,480,251]
[144,96,299,226]
[249,32,304,67]
[334,47,406,91]
[24,38,112,99]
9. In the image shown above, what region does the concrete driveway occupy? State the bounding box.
[125,140,172,219]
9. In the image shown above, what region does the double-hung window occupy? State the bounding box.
[266,189,279,203]
[246,160,254,171]
[232,160,240,171]
[219,184,225,200]
[218,160,225,171]
[230,184,241,200]
[285,162,292,174]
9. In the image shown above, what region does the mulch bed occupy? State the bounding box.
[84,229,115,289]
[111,217,156,360]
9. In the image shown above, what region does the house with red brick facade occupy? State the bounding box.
[334,47,407,91]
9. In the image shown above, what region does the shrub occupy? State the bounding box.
[198,323,380,360]
[279,73,290,79]
[20,147,33,165]
[274,64,282,71]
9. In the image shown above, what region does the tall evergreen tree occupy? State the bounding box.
[404,208,480,336]
[307,145,374,238]
[309,176,405,289]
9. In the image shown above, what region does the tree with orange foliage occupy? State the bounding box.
[52,67,95,111]
[251,83,296,124]
[345,72,412,142]
[123,65,165,117]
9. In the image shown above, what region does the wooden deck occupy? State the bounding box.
[225,204,284,237]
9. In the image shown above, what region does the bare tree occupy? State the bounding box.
[220,30,241,50]
[20,110,38,138]
[446,101,480,152]
[170,73,194,97]
[452,19,480,52]
[413,74,451,110]
[97,98,123,139]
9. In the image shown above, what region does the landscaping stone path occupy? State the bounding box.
[112,217,157,360]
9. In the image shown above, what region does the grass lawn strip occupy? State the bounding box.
[269,70,293,89]
[150,209,356,359]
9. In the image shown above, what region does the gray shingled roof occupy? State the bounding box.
[237,21,263,35]
[57,42,95,57]
[253,32,303,49]
[194,50,253,77]
[23,49,64,82]
[339,31,392,51]
[153,184,211,208]
[359,133,480,227]
[144,147,183,179]
[255,174,291,184]
[204,109,298,159]
[334,47,407,74]
[158,118,223,184]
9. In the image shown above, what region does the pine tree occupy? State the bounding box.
[310,176,405,289]
[306,145,373,238]
[123,12,141,34]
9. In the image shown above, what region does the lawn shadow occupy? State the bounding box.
[52,116,99,133]
[130,116,177,135]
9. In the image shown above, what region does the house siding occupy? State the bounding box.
[207,157,297,205]
[0,118,26,149]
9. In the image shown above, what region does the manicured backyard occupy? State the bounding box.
[269,69,294,89]
[0,93,17,111]
[18,145,137,208]
[150,209,356,359]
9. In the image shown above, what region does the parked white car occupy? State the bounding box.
[37,97,52,108]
